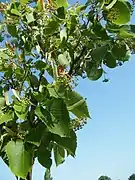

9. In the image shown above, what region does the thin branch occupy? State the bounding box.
[69,46,87,75]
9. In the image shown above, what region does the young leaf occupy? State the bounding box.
[58,54,69,66]
[26,13,35,24]
[20,0,29,4]
[0,110,14,125]
[55,0,69,8]
[13,100,29,120]
[60,27,67,41]
[6,140,32,179]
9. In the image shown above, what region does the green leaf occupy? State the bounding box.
[53,143,65,166]
[106,0,130,25]
[55,0,69,8]
[47,84,60,98]
[60,27,67,41]
[20,0,29,4]
[0,110,14,125]
[76,5,87,13]
[53,131,77,157]
[7,25,17,37]
[35,61,47,70]
[130,25,135,33]
[65,91,90,118]
[104,52,117,68]
[91,45,108,62]
[13,100,29,120]
[112,43,130,61]
[0,96,5,109]
[93,23,109,40]
[30,75,39,88]
[26,13,35,23]
[56,7,65,19]
[6,140,32,179]
[48,98,71,137]
[0,34,4,42]
[11,9,21,16]
[0,50,9,59]
[37,146,52,169]
[44,21,59,35]
[58,54,69,66]
[119,30,135,38]
[25,123,46,146]
[87,67,103,81]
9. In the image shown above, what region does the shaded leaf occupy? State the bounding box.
[25,122,46,146]
[53,143,65,166]
[112,43,130,61]
[7,25,17,37]
[93,23,109,40]
[37,147,52,169]
[56,7,65,19]
[48,98,71,137]
[91,45,108,62]
[53,131,77,157]
[104,52,117,68]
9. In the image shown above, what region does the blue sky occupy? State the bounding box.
[1,0,135,180]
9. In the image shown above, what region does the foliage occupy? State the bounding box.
[98,175,111,180]
[0,0,135,179]
[128,174,135,180]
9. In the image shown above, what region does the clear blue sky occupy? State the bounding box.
[1,0,135,180]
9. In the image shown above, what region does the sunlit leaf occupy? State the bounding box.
[6,140,32,179]
[65,91,90,118]
[26,13,35,23]
[106,0,130,25]
[0,110,14,125]
[58,54,69,66]
[55,0,69,8]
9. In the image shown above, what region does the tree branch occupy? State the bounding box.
[69,46,87,75]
